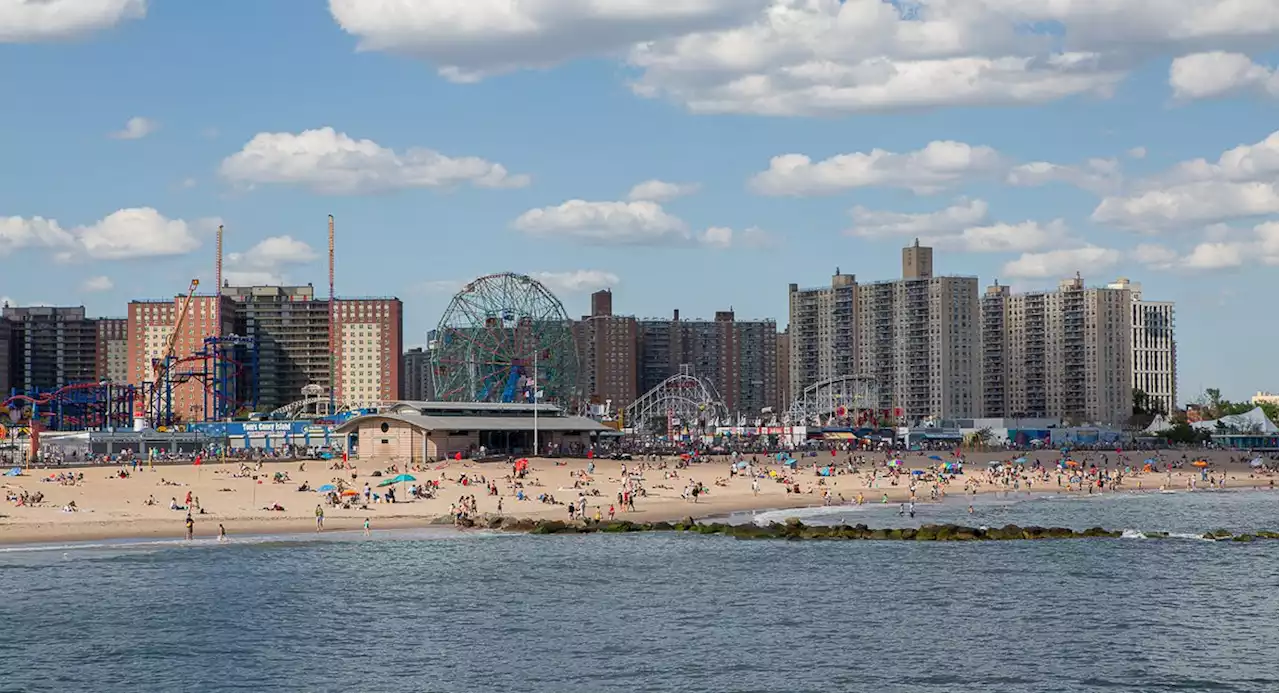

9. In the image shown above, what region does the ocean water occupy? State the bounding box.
[0,491,1276,693]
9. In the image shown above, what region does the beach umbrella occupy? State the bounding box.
[928,455,943,461]
[1191,460,1209,468]
[1014,457,1027,464]
[1249,458,1264,468]
[341,489,359,497]
[316,484,337,493]
[911,469,925,476]
[378,473,416,486]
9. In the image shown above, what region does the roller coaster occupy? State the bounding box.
[621,366,729,437]
[3,382,137,431]
[784,374,881,426]
[145,334,259,426]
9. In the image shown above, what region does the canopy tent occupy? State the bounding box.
[1190,407,1279,434]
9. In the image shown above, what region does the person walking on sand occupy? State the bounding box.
[315,504,325,532]
[363,518,371,536]
[185,513,194,541]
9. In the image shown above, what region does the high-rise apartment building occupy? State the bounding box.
[335,297,403,405]
[574,290,639,410]
[402,346,434,401]
[775,329,791,413]
[787,271,857,400]
[857,243,980,420]
[221,285,329,410]
[127,295,237,423]
[128,286,403,418]
[981,275,1133,424]
[637,309,778,417]
[1108,278,1176,415]
[2,306,99,392]
[788,242,979,421]
[95,318,129,384]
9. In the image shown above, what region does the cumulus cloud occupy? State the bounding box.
[108,116,157,140]
[1002,245,1122,279]
[0,208,209,261]
[627,179,700,202]
[513,200,690,245]
[327,0,1278,115]
[847,198,989,238]
[0,0,145,42]
[1135,221,1279,271]
[223,235,319,287]
[1092,132,1280,231]
[750,141,1004,196]
[1169,52,1278,101]
[1006,157,1122,194]
[530,270,620,294]
[219,127,530,194]
[926,220,1071,253]
[328,0,768,82]
[81,276,114,292]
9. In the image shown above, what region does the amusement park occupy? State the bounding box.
[1,267,912,467]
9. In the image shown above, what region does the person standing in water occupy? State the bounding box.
[363,518,371,536]
[315,504,325,532]
[185,513,194,541]
[218,524,227,542]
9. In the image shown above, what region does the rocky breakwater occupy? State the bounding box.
[458,515,1278,542]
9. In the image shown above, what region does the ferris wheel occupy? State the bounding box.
[430,272,580,405]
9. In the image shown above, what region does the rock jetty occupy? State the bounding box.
[453,515,1278,543]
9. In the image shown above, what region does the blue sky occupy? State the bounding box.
[0,0,1276,402]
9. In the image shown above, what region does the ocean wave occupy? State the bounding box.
[750,504,868,526]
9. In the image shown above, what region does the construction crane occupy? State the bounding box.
[135,279,200,429]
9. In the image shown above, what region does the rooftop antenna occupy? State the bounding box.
[328,214,336,414]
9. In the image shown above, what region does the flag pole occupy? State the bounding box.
[532,349,539,457]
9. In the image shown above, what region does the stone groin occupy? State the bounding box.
[456,515,1279,543]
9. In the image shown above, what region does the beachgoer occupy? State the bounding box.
[315,504,325,531]
[218,524,226,542]
[363,518,371,536]
[185,513,194,540]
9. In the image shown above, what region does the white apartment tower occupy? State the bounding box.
[787,271,857,401]
[1108,278,1176,415]
[857,241,980,420]
[982,275,1133,425]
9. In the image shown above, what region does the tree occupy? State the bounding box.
[1259,401,1279,425]
[1156,422,1211,445]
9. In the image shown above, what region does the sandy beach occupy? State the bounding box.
[1,448,1274,545]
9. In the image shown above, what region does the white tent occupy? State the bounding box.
[1190,407,1279,434]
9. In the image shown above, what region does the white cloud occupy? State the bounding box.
[222,270,284,286]
[627,179,700,202]
[512,198,756,249]
[1006,157,1122,194]
[1169,52,1278,101]
[1,208,207,261]
[1092,133,1280,231]
[227,235,319,269]
[512,199,689,245]
[109,116,157,140]
[326,0,1278,115]
[847,198,988,238]
[219,127,530,194]
[222,235,319,287]
[328,0,767,82]
[530,270,620,294]
[1126,147,1147,159]
[81,276,114,292]
[927,219,1070,253]
[1160,131,1279,186]
[0,0,145,41]
[750,140,1004,196]
[1135,221,1279,271]
[1093,180,1278,232]
[1002,246,1121,278]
